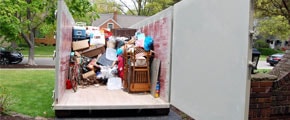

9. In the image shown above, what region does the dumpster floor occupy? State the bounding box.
[53,85,169,110]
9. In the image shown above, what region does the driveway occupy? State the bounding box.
[257,61,273,69]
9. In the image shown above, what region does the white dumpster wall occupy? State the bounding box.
[171,0,250,120]
[55,0,75,102]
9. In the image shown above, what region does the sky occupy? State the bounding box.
[114,0,134,10]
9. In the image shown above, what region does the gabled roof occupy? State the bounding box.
[98,18,122,28]
[92,13,148,28]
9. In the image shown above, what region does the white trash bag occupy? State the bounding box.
[107,77,122,90]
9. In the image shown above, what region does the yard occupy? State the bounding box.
[0,69,55,118]
[20,45,55,57]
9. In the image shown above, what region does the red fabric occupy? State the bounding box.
[103,29,112,39]
[117,56,124,80]
[66,79,72,89]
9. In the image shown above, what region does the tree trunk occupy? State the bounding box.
[269,40,290,79]
[11,41,18,50]
[23,0,36,66]
[21,32,36,66]
[137,0,142,15]
[27,31,36,66]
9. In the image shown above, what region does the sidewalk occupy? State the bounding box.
[257,60,273,69]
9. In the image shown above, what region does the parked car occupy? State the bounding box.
[0,47,24,65]
[266,53,284,66]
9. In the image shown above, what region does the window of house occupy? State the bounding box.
[107,23,114,30]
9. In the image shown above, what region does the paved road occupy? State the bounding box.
[257,61,273,69]
[20,57,55,66]
[55,111,182,120]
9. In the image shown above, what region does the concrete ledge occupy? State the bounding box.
[251,73,277,81]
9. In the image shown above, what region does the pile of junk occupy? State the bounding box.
[67,22,157,94]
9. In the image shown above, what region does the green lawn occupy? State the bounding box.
[259,55,267,61]
[255,69,271,73]
[0,70,55,118]
[20,45,55,57]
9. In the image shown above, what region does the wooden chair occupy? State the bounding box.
[123,44,129,89]
[128,47,151,92]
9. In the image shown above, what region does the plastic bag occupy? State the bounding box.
[144,36,153,51]
[135,33,145,47]
[66,79,72,89]
[106,48,117,61]
[107,77,122,90]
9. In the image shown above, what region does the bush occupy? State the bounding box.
[0,86,17,115]
[18,43,28,47]
[253,39,269,49]
[258,48,283,56]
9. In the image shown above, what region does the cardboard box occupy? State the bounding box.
[74,51,81,57]
[80,45,105,58]
[107,40,116,48]
[87,58,98,70]
[82,70,95,79]
[72,39,89,51]
[75,57,81,64]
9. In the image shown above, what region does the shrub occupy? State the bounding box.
[0,86,17,115]
[258,48,283,56]
[253,39,269,49]
[18,43,28,47]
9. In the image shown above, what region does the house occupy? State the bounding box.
[92,12,148,37]
[267,39,289,50]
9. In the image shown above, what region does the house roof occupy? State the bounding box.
[92,13,148,28]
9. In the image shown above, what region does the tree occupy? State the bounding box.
[0,0,98,66]
[255,0,290,40]
[118,0,174,16]
[255,0,290,79]
[91,0,123,14]
[0,0,56,65]
[66,0,99,25]
[0,1,21,43]
[172,0,182,4]
[255,0,290,24]
[256,16,290,40]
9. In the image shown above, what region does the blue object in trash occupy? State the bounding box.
[144,36,153,51]
[72,26,86,40]
[116,48,123,55]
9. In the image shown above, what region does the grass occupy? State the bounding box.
[0,69,55,118]
[259,55,267,61]
[255,69,271,73]
[20,45,55,57]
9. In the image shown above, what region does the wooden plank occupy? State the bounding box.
[54,86,169,110]
[150,58,161,97]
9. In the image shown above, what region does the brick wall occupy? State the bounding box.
[250,73,275,120]
[271,72,290,118]
[250,72,290,120]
